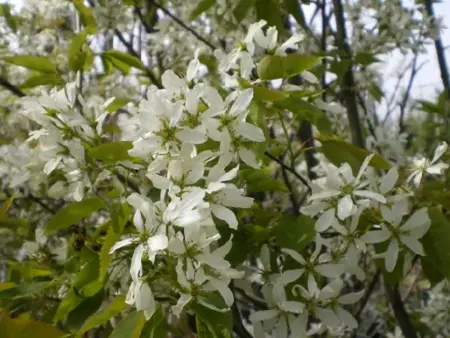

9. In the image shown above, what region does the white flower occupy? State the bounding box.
[361,201,431,272]
[408,141,448,186]
[126,279,156,320]
[110,193,168,280]
[302,154,386,231]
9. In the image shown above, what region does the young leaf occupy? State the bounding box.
[68,31,90,72]
[255,0,283,32]
[274,215,315,251]
[45,198,106,235]
[2,55,57,73]
[109,311,146,338]
[190,294,233,338]
[275,97,332,135]
[103,50,146,72]
[20,74,64,89]
[283,0,307,30]
[422,206,450,281]
[76,295,127,337]
[253,86,289,101]
[141,306,167,338]
[317,136,391,174]
[257,54,322,80]
[73,0,97,33]
[233,0,254,21]
[106,97,130,113]
[88,141,133,164]
[189,0,216,20]
[99,226,121,282]
[0,311,65,338]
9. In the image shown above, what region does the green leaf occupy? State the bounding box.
[141,306,167,338]
[54,289,84,323]
[355,52,380,66]
[274,215,315,251]
[233,0,254,21]
[275,97,332,134]
[45,197,106,235]
[422,206,450,281]
[0,195,14,218]
[0,312,65,338]
[0,4,18,32]
[67,291,104,330]
[317,136,391,174]
[103,50,146,72]
[240,168,287,193]
[369,84,384,102]
[76,295,127,337]
[253,86,289,101]
[257,54,322,80]
[20,74,64,89]
[111,202,132,233]
[189,0,216,20]
[68,30,90,72]
[255,0,283,32]
[109,311,146,338]
[2,55,57,73]
[106,97,130,113]
[190,294,232,338]
[418,99,443,115]
[99,226,121,282]
[283,0,307,30]
[88,141,133,164]
[73,0,97,33]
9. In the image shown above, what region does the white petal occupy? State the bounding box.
[289,313,308,336]
[355,153,374,184]
[354,190,386,203]
[380,168,398,194]
[337,195,354,220]
[148,234,168,252]
[316,308,340,328]
[109,238,134,253]
[361,228,391,243]
[196,253,231,269]
[250,309,279,322]
[315,209,335,232]
[43,156,62,175]
[209,278,234,306]
[275,317,288,337]
[385,239,399,272]
[235,122,265,142]
[130,244,144,280]
[172,294,192,317]
[135,281,156,320]
[277,269,304,284]
[309,190,341,201]
[431,141,448,163]
[176,128,207,144]
[400,235,424,255]
[336,307,358,329]
[281,248,306,265]
[339,290,364,304]
[238,147,260,168]
[401,208,430,231]
[230,88,253,116]
[316,263,345,278]
[211,204,238,229]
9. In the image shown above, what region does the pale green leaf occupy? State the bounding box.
[45,198,106,235]
[257,54,322,80]
[109,311,146,338]
[88,141,133,164]
[189,0,216,20]
[76,295,127,337]
[2,55,57,73]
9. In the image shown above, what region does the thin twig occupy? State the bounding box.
[231,301,253,338]
[0,76,26,97]
[150,0,217,51]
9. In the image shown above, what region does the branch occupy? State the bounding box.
[113,28,162,88]
[332,0,365,148]
[231,301,253,338]
[0,76,26,97]
[384,280,418,338]
[264,150,312,204]
[150,0,217,51]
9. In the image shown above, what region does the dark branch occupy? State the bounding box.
[0,76,26,97]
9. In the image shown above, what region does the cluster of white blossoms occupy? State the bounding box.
[4,18,449,337]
